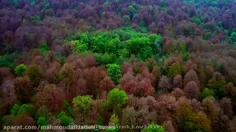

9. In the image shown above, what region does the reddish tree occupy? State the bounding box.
[0,68,12,84]
[173,74,183,89]
[18,113,36,127]
[163,120,176,132]
[59,63,76,99]
[1,115,18,126]
[158,76,172,92]
[83,56,97,68]
[156,95,177,123]
[99,77,115,99]
[182,60,197,73]
[62,42,73,57]
[35,84,65,112]
[83,67,107,98]
[141,69,156,85]
[183,81,199,99]
[152,65,161,84]
[121,62,133,75]
[46,61,61,83]
[120,72,136,86]
[133,62,148,74]
[122,79,138,95]
[1,79,17,107]
[136,78,155,97]
[14,76,33,103]
[32,55,48,71]
[217,115,230,132]
[171,88,185,99]
[74,77,88,96]
[123,96,157,126]
[99,77,114,91]
[220,98,233,119]
[2,113,36,127]
[183,69,200,87]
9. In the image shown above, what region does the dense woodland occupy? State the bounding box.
[0,0,236,131]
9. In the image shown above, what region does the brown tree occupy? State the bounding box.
[35,84,65,112]
[156,95,177,123]
[59,63,75,99]
[121,107,137,132]
[163,120,176,132]
[152,65,161,84]
[183,69,199,87]
[183,81,199,99]
[1,79,17,107]
[136,78,155,97]
[182,60,197,73]
[0,68,12,85]
[14,76,33,103]
[83,66,107,98]
[121,62,133,75]
[46,61,61,83]
[171,88,185,99]
[220,98,233,119]
[120,72,136,86]
[99,77,114,99]
[62,42,73,57]
[158,76,171,92]
[173,74,183,89]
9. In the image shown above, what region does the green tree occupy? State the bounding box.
[39,42,49,57]
[37,117,48,126]
[123,15,130,24]
[64,100,74,117]
[192,17,203,25]
[72,96,92,115]
[107,64,122,84]
[118,49,129,58]
[139,47,153,60]
[208,72,226,98]
[128,5,137,16]
[71,40,88,52]
[107,88,128,108]
[91,32,119,53]
[10,104,20,116]
[200,88,214,100]
[36,105,51,119]
[177,98,211,132]
[0,52,18,69]
[168,62,182,78]
[230,31,236,42]
[25,64,45,86]
[12,0,19,5]
[105,38,120,54]
[17,104,35,117]
[57,111,73,126]
[14,64,27,76]
[142,123,165,132]
[106,114,119,132]
[149,34,162,55]
[126,37,151,57]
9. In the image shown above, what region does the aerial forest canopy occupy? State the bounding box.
[0,0,236,131]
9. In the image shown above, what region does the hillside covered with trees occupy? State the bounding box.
[0,0,236,131]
